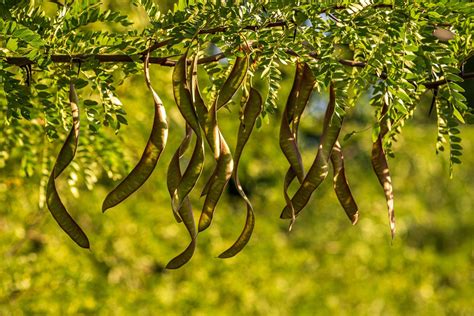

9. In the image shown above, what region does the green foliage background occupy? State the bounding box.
[1,1,473,315]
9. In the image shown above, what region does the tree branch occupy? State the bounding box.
[2,3,471,89]
[4,53,473,88]
[423,73,474,89]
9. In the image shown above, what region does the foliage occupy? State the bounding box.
[0,0,473,267]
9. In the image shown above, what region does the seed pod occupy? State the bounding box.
[198,129,234,232]
[171,53,204,213]
[47,82,89,248]
[198,55,248,197]
[166,197,196,269]
[166,125,197,269]
[279,63,315,228]
[167,124,193,222]
[330,141,359,224]
[279,63,314,182]
[219,87,262,258]
[216,55,249,109]
[371,101,395,238]
[281,82,342,219]
[102,52,168,212]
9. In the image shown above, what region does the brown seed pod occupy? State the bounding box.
[219,87,263,258]
[371,101,395,239]
[47,82,89,248]
[330,141,359,225]
[280,82,342,220]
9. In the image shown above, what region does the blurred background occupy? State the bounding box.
[1,1,473,315]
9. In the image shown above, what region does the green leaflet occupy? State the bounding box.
[166,125,197,269]
[330,141,359,224]
[371,102,395,239]
[216,55,249,109]
[171,53,204,213]
[281,83,342,219]
[46,82,89,249]
[198,129,234,232]
[102,53,168,212]
[219,87,262,258]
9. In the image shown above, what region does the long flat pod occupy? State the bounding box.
[47,82,89,248]
[167,124,193,222]
[198,129,234,232]
[216,54,249,109]
[279,63,315,183]
[166,197,196,269]
[371,102,395,238]
[195,82,219,159]
[102,53,168,212]
[281,83,342,219]
[166,125,197,268]
[288,63,316,129]
[171,53,205,212]
[279,63,315,226]
[330,141,359,224]
[198,54,248,198]
[219,87,262,258]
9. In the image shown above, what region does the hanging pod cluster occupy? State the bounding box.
[102,47,260,268]
[279,63,359,229]
[47,53,397,268]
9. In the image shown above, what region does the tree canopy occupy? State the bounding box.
[1,0,473,268]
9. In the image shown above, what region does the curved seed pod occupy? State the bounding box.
[47,82,89,248]
[197,88,220,159]
[219,87,262,258]
[192,55,219,157]
[166,125,197,268]
[216,55,249,109]
[198,129,234,232]
[167,124,193,222]
[199,54,249,197]
[330,141,359,224]
[199,103,220,198]
[279,63,315,227]
[171,53,205,213]
[280,109,305,182]
[281,82,342,219]
[102,53,168,212]
[282,167,297,230]
[166,197,196,269]
[288,63,316,127]
[172,53,201,133]
[371,102,395,238]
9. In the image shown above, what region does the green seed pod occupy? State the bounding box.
[102,52,168,212]
[280,82,342,220]
[216,55,249,109]
[219,87,262,258]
